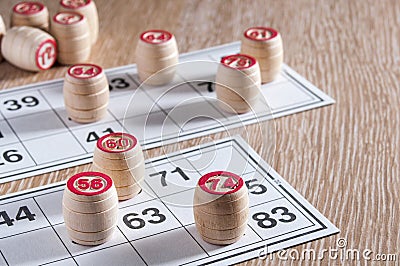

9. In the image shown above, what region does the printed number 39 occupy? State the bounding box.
[3,96,39,111]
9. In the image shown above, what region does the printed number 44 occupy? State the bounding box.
[0,206,36,226]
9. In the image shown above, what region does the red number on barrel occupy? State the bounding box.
[206,177,238,191]
[17,3,40,13]
[77,178,104,190]
[72,67,97,76]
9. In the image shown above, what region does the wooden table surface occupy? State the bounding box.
[0,0,399,264]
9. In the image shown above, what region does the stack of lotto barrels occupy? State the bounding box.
[63,63,109,123]
[11,1,49,31]
[62,172,118,245]
[59,0,99,45]
[241,26,283,83]
[92,132,145,201]
[1,26,57,71]
[193,171,249,245]
[51,12,91,65]
[0,15,5,62]
[135,29,179,85]
[215,54,261,114]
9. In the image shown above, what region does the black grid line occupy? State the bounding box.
[32,197,79,265]
[39,257,73,266]
[125,73,185,132]
[142,178,210,257]
[0,249,9,266]
[0,103,38,167]
[116,226,148,266]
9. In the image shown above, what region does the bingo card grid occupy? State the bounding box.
[0,41,334,183]
[0,136,339,266]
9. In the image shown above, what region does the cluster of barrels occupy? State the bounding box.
[0,0,99,72]
[215,26,283,114]
[11,1,49,31]
[63,132,145,246]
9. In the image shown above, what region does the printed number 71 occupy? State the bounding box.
[149,167,189,187]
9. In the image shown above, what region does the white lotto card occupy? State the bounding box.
[0,136,338,265]
[0,41,334,183]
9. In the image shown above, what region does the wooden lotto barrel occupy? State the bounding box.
[92,132,145,201]
[1,26,57,72]
[11,1,49,31]
[51,12,91,65]
[59,0,99,45]
[215,54,261,114]
[241,26,283,83]
[0,15,5,62]
[135,29,179,85]
[63,63,109,123]
[62,171,118,246]
[193,171,249,245]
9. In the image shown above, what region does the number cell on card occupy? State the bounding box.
[0,91,51,119]
[242,171,283,207]
[188,144,256,176]
[118,199,181,241]
[108,73,138,95]
[0,198,48,239]
[0,143,36,176]
[146,158,200,198]
[8,111,67,141]
[108,90,160,120]
[54,223,126,256]
[132,227,207,265]
[70,121,123,153]
[0,120,19,147]
[248,198,314,241]
[23,132,86,164]
[34,189,64,225]
[0,227,70,265]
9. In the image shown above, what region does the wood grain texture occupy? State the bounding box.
[0,0,399,264]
